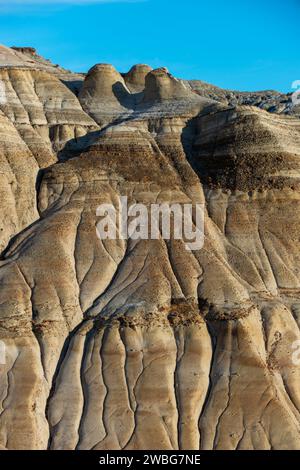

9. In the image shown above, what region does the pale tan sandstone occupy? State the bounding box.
[123,64,153,93]
[0,45,300,450]
[0,111,39,253]
[79,64,133,127]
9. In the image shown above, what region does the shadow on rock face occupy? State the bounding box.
[181,106,300,192]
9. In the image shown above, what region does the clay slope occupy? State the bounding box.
[0,45,300,450]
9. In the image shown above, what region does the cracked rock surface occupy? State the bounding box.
[0,45,300,450]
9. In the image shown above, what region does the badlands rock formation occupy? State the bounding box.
[0,45,300,450]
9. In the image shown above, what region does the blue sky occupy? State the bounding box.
[0,0,299,92]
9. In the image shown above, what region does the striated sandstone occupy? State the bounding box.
[0,44,300,450]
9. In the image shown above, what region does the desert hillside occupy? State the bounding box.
[0,45,300,450]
